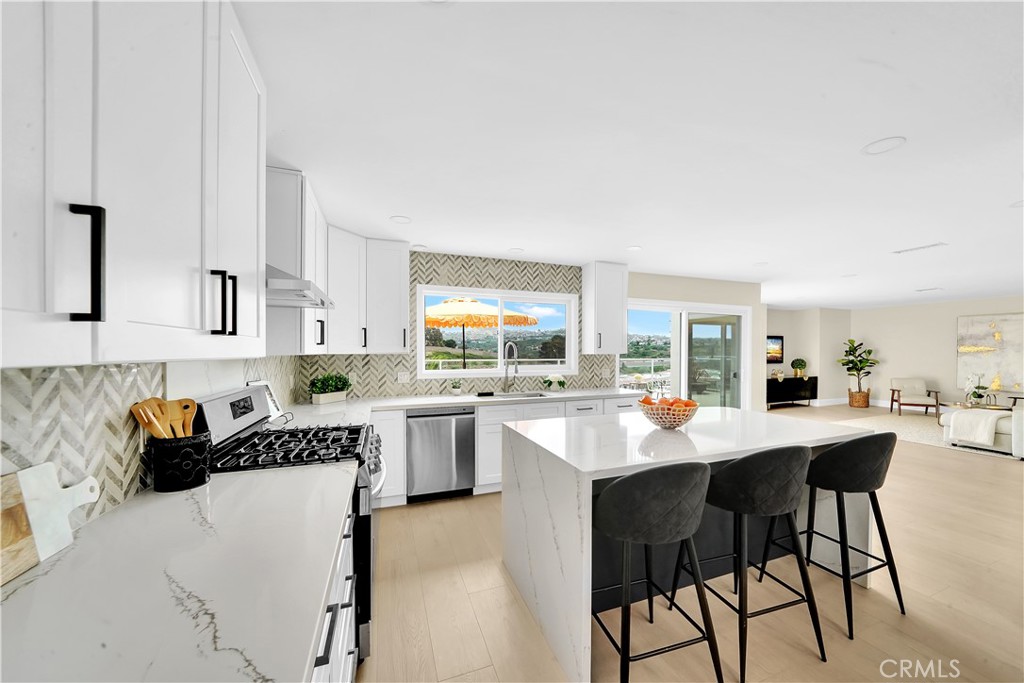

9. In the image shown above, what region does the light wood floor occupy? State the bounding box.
[357,406,1024,683]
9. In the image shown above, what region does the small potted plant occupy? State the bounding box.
[450,378,463,395]
[790,358,807,378]
[542,374,567,391]
[837,339,879,408]
[309,372,352,405]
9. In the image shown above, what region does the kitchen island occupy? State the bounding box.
[501,407,873,682]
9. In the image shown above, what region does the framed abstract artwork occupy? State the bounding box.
[956,313,1023,393]
[766,336,784,364]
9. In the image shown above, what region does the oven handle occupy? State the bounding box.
[370,458,388,498]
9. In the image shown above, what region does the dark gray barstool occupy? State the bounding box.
[675,446,826,683]
[758,432,905,640]
[592,462,723,683]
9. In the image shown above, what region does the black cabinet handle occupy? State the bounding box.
[313,603,340,668]
[403,328,407,348]
[227,274,238,336]
[597,332,602,349]
[361,327,367,348]
[68,204,105,322]
[316,319,326,346]
[210,270,228,335]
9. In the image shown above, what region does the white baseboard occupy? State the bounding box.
[811,398,848,407]
[474,483,501,495]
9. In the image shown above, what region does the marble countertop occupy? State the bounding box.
[285,387,644,427]
[506,406,872,477]
[1,463,358,682]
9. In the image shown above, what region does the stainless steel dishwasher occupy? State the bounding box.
[405,405,476,501]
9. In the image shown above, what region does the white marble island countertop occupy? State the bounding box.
[506,406,872,477]
[1,463,358,682]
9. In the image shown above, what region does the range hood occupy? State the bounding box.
[266,265,334,309]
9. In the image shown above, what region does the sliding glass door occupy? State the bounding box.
[620,301,750,408]
[687,312,741,408]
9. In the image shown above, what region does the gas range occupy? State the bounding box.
[210,424,371,473]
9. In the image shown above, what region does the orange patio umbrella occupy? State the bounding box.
[424,297,538,369]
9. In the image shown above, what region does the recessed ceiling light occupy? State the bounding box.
[861,136,907,155]
[626,245,642,251]
[1011,200,1024,208]
[508,247,524,254]
[389,215,412,224]
[891,242,947,255]
[915,287,943,293]
[411,244,428,251]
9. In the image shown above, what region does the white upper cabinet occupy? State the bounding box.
[2,1,266,367]
[364,239,411,354]
[2,2,96,368]
[581,261,628,355]
[327,227,368,355]
[266,168,329,355]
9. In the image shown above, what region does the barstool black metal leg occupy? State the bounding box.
[836,492,854,639]
[669,541,685,609]
[737,513,749,683]
[733,512,741,594]
[805,486,818,563]
[785,512,826,662]
[685,537,724,683]
[757,515,777,583]
[870,491,906,615]
[644,543,655,624]
[620,541,632,683]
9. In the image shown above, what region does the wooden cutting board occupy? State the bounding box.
[1,463,100,586]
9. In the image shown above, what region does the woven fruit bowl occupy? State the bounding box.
[638,401,699,429]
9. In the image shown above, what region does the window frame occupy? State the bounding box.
[416,284,579,380]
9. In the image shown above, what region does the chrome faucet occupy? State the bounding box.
[502,341,519,393]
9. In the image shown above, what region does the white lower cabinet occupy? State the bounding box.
[369,410,406,504]
[604,397,641,414]
[565,399,604,416]
[476,402,567,488]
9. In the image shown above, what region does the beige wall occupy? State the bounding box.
[767,307,851,401]
[629,273,767,409]
[850,295,1023,403]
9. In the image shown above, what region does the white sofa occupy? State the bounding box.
[939,406,1023,459]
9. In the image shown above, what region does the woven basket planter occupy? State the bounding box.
[848,389,871,408]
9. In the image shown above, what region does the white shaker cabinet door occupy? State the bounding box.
[207,0,266,351]
[364,239,410,354]
[476,423,504,487]
[93,1,207,362]
[327,226,367,355]
[1,2,95,368]
[370,410,406,503]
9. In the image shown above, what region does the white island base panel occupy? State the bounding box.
[501,408,873,682]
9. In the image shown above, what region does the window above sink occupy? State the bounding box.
[416,284,578,380]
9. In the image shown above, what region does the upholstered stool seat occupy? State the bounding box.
[592,462,723,683]
[676,446,826,683]
[759,432,905,640]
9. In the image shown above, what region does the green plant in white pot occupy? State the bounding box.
[450,378,463,395]
[309,373,352,405]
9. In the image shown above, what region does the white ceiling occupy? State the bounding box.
[236,1,1023,310]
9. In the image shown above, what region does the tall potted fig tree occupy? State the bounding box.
[837,339,879,408]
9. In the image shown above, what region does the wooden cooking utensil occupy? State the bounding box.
[144,398,172,439]
[178,399,197,437]
[131,402,166,439]
[166,400,185,438]
[142,405,167,439]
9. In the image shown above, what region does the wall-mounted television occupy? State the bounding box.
[766,336,784,364]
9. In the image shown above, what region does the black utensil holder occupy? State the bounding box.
[148,432,212,493]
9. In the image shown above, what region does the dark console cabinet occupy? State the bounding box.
[767,376,818,408]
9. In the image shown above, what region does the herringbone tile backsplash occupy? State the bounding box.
[298,251,618,399]
[1,363,164,528]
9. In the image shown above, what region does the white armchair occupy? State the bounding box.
[890,378,941,422]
